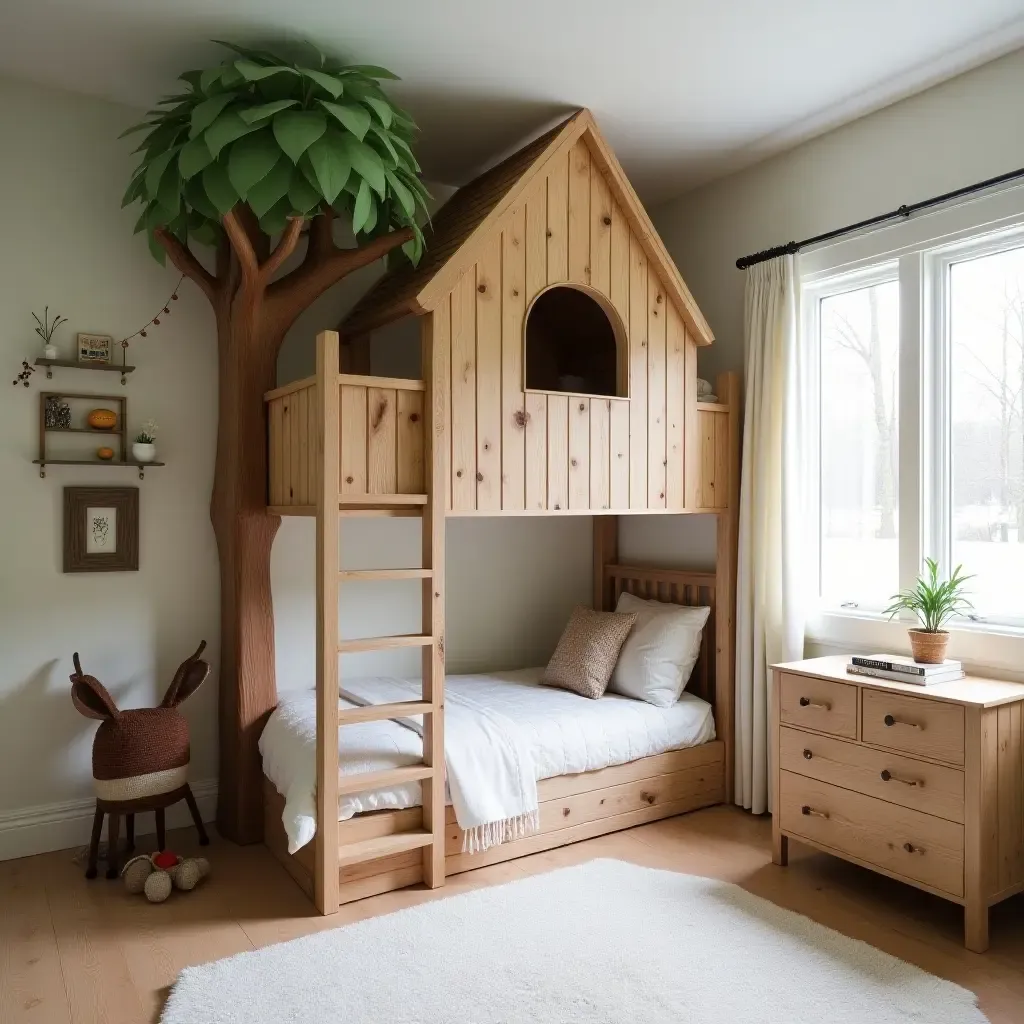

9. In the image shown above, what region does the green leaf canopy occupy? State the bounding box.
[123,41,430,263]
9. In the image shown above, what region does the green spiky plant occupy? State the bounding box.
[120,41,431,843]
[883,558,974,633]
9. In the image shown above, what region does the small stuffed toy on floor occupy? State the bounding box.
[122,850,210,903]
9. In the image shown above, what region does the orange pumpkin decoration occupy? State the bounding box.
[96,447,115,461]
[88,408,117,430]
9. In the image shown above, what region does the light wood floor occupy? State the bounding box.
[3,805,1023,1023]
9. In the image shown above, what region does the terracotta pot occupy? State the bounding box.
[908,629,949,665]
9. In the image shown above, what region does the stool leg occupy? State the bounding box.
[105,813,121,879]
[183,784,209,846]
[86,806,103,880]
[125,814,135,854]
[155,807,165,851]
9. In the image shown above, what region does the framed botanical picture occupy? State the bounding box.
[63,487,139,572]
[77,333,113,364]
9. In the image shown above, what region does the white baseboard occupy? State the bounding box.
[0,779,218,862]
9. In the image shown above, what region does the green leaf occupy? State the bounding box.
[320,100,370,141]
[202,160,239,215]
[121,172,145,208]
[362,95,393,127]
[147,230,167,265]
[189,220,220,246]
[185,176,221,221]
[156,166,182,217]
[245,158,293,218]
[298,67,344,98]
[352,178,372,234]
[178,135,214,179]
[235,60,296,82]
[144,150,175,200]
[384,168,415,220]
[258,197,292,236]
[199,66,224,93]
[305,131,351,203]
[273,109,327,163]
[213,40,281,64]
[287,170,321,214]
[362,194,378,234]
[344,64,400,80]
[204,110,261,158]
[367,125,400,168]
[239,99,299,125]
[135,121,185,155]
[190,93,236,138]
[179,69,203,89]
[390,134,421,173]
[119,119,156,139]
[133,204,151,234]
[342,136,386,199]
[227,128,281,198]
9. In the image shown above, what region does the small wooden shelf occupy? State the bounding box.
[33,459,163,480]
[36,358,134,384]
[44,426,122,435]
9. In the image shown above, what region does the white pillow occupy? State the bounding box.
[607,592,711,707]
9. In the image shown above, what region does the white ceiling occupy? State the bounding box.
[2,1,1024,203]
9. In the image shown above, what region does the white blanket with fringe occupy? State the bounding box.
[339,676,539,854]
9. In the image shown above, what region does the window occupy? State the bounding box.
[802,190,1024,632]
[525,286,625,396]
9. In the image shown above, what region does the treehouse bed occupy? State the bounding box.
[257,110,741,913]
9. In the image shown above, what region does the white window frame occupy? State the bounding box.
[799,183,1024,674]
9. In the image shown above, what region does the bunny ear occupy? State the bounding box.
[71,672,120,720]
[161,642,210,708]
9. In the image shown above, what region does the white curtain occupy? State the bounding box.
[734,255,806,814]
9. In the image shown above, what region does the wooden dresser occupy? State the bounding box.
[771,656,1024,952]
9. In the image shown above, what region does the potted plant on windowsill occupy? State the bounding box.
[883,558,973,664]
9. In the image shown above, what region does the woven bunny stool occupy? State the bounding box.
[71,641,211,880]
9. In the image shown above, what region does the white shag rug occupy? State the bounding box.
[163,859,988,1024]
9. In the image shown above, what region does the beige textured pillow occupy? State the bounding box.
[542,606,638,699]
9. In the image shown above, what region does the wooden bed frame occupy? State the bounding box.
[256,114,741,913]
[263,560,729,907]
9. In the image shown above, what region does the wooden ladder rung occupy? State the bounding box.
[336,765,434,796]
[336,829,433,868]
[339,634,433,653]
[339,568,433,581]
[337,701,432,725]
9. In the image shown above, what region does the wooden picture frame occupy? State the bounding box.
[77,333,113,364]
[63,486,139,572]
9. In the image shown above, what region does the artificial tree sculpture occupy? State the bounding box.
[122,42,430,843]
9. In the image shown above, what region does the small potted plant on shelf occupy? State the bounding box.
[33,307,68,360]
[884,558,973,664]
[132,419,158,464]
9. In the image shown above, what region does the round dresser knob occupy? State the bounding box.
[803,749,812,760]
[884,714,895,727]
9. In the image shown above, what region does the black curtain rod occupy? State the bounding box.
[735,165,1024,270]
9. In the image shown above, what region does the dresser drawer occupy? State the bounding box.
[779,771,964,897]
[779,727,965,823]
[778,672,857,739]
[861,690,965,765]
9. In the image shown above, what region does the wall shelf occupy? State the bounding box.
[35,358,134,385]
[32,458,163,480]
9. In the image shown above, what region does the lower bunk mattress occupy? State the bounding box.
[260,667,716,853]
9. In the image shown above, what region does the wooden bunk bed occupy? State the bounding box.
[259,109,741,914]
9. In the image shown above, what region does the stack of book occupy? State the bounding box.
[846,654,965,685]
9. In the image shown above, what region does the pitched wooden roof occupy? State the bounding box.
[340,109,713,346]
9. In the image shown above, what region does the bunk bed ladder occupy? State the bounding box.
[313,330,446,915]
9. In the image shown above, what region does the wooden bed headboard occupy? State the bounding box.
[600,564,718,710]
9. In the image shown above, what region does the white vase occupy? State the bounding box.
[132,442,156,463]
[44,344,58,360]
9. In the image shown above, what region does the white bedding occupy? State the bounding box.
[260,668,716,852]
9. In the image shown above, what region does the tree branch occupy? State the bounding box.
[153,228,218,304]
[266,226,413,334]
[222,209,260,291]
[258,216,305,285]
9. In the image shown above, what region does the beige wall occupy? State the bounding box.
[654,46,1024,382]
[0,77,220,857]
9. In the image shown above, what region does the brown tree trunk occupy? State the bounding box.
[211,299,284,843]
[154,213,412,845]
